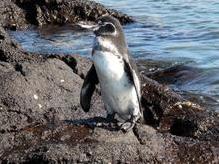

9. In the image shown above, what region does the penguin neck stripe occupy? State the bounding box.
[96,37,120,55]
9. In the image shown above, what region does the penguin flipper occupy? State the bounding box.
[80,64,99,112]
[123,57,142,112]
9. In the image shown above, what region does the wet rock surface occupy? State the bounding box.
[0,0,218,163]
[2,0,133,30]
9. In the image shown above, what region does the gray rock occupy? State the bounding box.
[0,0,133,30]
[0,0,218,163]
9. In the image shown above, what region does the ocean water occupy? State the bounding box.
[9,0,219,111]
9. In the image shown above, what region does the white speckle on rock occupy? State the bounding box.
[178,104,182,109]
[149,68,156,72]
[38,104,42,109]
[60,135,71,141]
[96,123,102,127]
[60,79,65,83]
[34,94,38,100]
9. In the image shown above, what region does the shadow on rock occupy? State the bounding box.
[65,116,120,132]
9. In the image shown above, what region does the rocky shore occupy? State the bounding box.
[0,0,218,163]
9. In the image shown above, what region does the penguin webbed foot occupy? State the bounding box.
[106,113,118,128]
[120,122,135,132]
[120,115,139,133]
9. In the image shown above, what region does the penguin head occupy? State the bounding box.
[77,15,128,54]
[94,16,122,37]
[94,15,128,54]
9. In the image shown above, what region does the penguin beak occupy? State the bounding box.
[77,21,99,31]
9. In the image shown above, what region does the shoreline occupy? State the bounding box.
[0,0,218,163]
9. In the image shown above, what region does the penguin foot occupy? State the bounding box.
[120,122,135,132]
[105,113,119,129]
[120,115,141,132]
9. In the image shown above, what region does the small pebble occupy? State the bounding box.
[178,104,182,109]
[33,94,38,100]
[186,101,192,107]
[60,79,65,83]
[38,104,42,109]
[96,123,102,127]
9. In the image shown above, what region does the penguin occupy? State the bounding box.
[80,15,142,132]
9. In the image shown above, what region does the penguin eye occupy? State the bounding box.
[102,22,116,33]
[94,21,116,36]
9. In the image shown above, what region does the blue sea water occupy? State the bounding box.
[9,0,219,110]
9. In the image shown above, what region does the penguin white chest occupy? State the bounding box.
[92,51,139,120]
[93,51,124,80]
